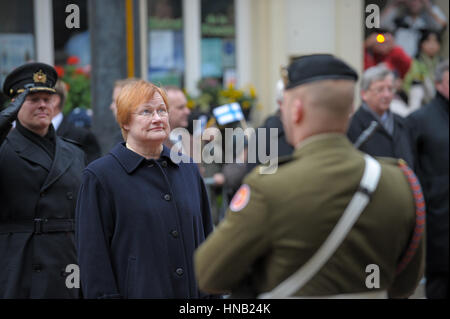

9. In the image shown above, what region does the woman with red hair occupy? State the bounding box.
[75,80,215,299]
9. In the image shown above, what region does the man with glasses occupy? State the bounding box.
[347,64,415,169]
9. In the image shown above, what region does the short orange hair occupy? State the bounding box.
[116,80,169,140]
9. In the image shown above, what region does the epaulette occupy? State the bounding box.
[60,137,83,148]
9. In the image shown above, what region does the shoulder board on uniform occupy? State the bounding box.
[60,136,83,148]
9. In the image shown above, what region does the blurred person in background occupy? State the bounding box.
[407,60,449,299]
[381,0,447,57]
[364,29,412,79]
[246,79,294,174]
[163,85,192,156]
[390,71,414,117]
[52,80,101,164]
[347,65,415,169]
[403,30,444,108]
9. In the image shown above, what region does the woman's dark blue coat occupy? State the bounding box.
[75,143,214,298]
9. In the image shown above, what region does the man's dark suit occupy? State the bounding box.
[347,106,415,169]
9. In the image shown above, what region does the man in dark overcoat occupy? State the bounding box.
[347,65,415,169]
[0,63,85,298]
[407,60,449,299]
[52,80,101,164]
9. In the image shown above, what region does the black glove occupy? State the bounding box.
[0,89,30,144]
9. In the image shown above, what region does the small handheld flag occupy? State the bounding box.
[213,102,244,125]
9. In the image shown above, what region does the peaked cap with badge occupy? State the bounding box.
[3,62,58,98]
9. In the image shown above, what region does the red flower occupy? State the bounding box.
[67,56,80,65]
[75,68,85,75]
[54,65,65,77]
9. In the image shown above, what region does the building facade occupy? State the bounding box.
[1,0,448,148]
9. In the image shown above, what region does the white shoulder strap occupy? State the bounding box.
[259,155,382,299]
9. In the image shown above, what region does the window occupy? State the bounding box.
[201,0,236,87]
[148,0,185,87]
[0,0,35,87]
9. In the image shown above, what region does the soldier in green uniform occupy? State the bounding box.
[194,54,425,298]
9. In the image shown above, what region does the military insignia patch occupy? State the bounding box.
[33,70,47,84]
[229,184,251,212]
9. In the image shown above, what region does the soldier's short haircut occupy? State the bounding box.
[361,65,394,91]
[435,59,449,84]
[296,79,355,119]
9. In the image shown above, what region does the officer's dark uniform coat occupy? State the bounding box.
[0,128,85,298]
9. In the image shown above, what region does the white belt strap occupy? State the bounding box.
[259,155,382,299]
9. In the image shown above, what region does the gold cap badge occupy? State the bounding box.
[33,70,47,84]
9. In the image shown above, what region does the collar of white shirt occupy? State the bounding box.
[52,112,64,131]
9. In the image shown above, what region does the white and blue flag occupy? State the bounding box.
[213,103,244,125]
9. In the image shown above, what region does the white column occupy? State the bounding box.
[33,0,54,65]
[285,0,336,56]
[235,0,252,87]
[183,0,201,95]
[335,0,363,107]
[139,0,148,80]
[269,0,286,114]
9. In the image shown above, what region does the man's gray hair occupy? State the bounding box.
[435,59,449,83]
[361,64,394,91]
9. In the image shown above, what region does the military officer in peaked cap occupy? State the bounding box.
[0,63,85,298]
[195,54,425,298]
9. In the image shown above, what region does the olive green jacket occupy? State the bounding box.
[195,134,424,298]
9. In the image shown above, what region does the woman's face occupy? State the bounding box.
[421,34,441,58]
[124,92,170,145]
